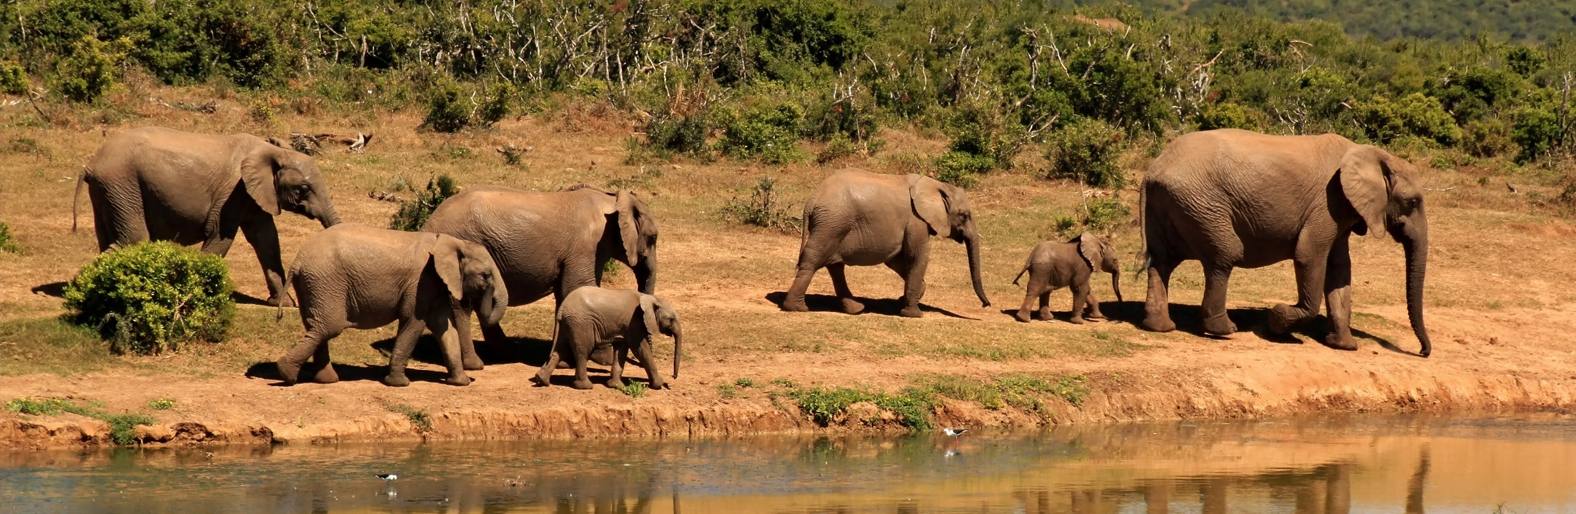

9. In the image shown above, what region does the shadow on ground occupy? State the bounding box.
[764,292,974,319]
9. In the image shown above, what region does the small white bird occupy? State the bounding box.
[377,474,398,482]
[942,428,968,437]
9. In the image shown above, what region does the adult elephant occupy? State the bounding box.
[782,168,990,318]
[1140,129,1431,356]
[74,126,341,306]
[421,184,659,356]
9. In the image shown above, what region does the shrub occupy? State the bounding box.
[643,114,710,158]
[615,381,648,398]
[815,135,860,164]
[1512,106,1563,164]
[148,397,176,410]
[717,103,804,164]
[423,82,471,133]
[1463,118,1516,158]
[1197,102,1265,131]
[390,175,460,231]
[384,403,432,431]
[1081,197,1131,232]
[723,176,800,232]
[944,103,1021,173]
[1045,118,1129,189]
[1353,93,1461,147]
[932,151,991,188]
[0,62,26,95]
[247,97,274,123]
[477,82,513,127]
[63,241,235,355]
[54,36,133,103]
[0,221,19,254]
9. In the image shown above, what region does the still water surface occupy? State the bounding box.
[3,414,1575,513]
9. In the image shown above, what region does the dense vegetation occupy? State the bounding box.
[63,241,235,355]
[2,0,1574,188]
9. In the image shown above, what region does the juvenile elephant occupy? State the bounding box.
[531,287,682,391]
[1012,232,1123,323]
[276,224,508,387]
[421,184,658,363]
[1140,129,1432,356]
[74,126,341,306]
[782,169,990,318]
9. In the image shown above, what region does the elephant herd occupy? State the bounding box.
[70,125,1433,390]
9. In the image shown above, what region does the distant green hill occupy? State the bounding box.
[1131,0,1576,42]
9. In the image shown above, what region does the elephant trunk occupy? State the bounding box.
[965,232,990,307]
[317,203,342,228]
[635,254,657,295]
[670,321,682,380]
[1111,271,1123,303]
[1401,221,1431,358]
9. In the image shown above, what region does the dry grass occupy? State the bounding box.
[3,83,1574,379]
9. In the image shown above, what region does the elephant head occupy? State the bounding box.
[433,235,509,326]
[637,293,682,385]
[240,144,341,228]
[1076,232,1123,303]
[1339,145,1430,357]
[616,191,660,295]
[908,175,991,308]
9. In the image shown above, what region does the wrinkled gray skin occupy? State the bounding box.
[1012,232,1123,324]
[532,287,682,391]
[782,169,991,318]
[1141,129,1431,357]
[276,224,508,387]
[74,126,341,307]
[422,184,658,366]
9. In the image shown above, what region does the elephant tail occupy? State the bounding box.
[72,166,88,233]
[1135,180,1151,278]
[1012,261,1029,287]
[275,270,295,322]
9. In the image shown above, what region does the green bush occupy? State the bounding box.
[932,151,991,188]
[1081,197,1132,232]
[643,114,710,158]
[1463,118,1517,158]
[423,82,472,133]
[1198,102,1265,131]
[717,103,804,164]
[1354,92,1461,147]
[0,62,26,95]
[0,221,19,254]
[63,241,235,355]
[1045,118,1128,189]
[1512,106,1563,164]
[477,82,513,127]
[944,103,1021,172]
[390,175,460,231]
[723,176,800,232]
[54,36,132,103]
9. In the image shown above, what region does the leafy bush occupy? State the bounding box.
[1463,118,1516,158]
[0,221,19,254]
[0,62,26,95]
[477,82,513,127]
[390,175,460,231]
[54,36,132,103]
[717,102,804,164]
[423,82,472,133]
[932,151,992,188]
[1512,106,1563,164]
[1081,197,1132,232]
[723,176,800,232]
[1045,118,1128,189]
[1354,93,1461,147]
[615,381,648,398]
[643,114,711,158]
[63,241,235,355]
[944,103,1021,173]
[1197,102,1265,131]
[148,397,176,410]
[815,135,860,164]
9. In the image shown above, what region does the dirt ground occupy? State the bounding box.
[3,84,1575,450]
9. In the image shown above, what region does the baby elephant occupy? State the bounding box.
[532,287,683,390]
[277,223,508,387]
[1012,232,1123,323]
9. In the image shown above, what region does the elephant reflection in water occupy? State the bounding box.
[547,479,667,514]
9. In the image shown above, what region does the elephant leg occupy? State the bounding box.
[633,336,667,390]
[92,182,148,250]
[1200,264,1237,335]
[277,326,338,385]
[309,339,338,384]
[1015,290,1037,323]
[1069,282,1090,325]
[455,306,483,371]
[570,332,595,391]
[783,264,819,312]
[1085,287,1105,320]
[1270,244,1331,334]
[426,312,472,386]
[891,254,927,318]
[239,219,292,308]
[532,324,563,386]
[606,340,628,389]
[383,319,427,387]
[1322,236,1357,351]
[826,263,864,314]
[1142,258,1179,332]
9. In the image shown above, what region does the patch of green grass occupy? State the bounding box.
[148,397,176,410]
[5,396,155,446]
[734,378,756,388]
[716,383,738,399]
[0,316,117,376]
[0,221,20,254]
[781,384,935,430]
[914,374,1090,414]
[615,381,648,398]
[385,403,432,431]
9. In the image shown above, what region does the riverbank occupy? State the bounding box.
[5,301,1574,450]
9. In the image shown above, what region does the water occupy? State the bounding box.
[3,414,1575,513]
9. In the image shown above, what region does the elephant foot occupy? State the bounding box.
[1268,304,1301,334]
[1086,311,1106,320]
[572,378,594,390]
[462,357,485,371]
[1143,315,1177,333]
[445,374,472,386]
[899,306,923,318]
[1038,309,1053,321]
[1324,333,1359,351]
[266,294,296,308]
[382,372,411,387]
[1014,310,1032,323]
[780,298,809,312]
[311,363,339,384]
[605,377,626,389]
[649,379,668,390]
[275,359,304,385]
[1202,314,1237,336]
[839,298,865,315]
[1068,316,1086,325]
[531,369,553,387]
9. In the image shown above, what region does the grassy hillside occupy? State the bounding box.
[1179,0,1576,42]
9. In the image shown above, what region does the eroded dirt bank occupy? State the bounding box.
[5,304,1573,451]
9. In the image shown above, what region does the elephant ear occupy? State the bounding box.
[1339,145,1391,237]
[615,190,641,264]
[430,235,466,301]
[1076,232,1101,269]
[239,146,281,215]
[638,294,660,341]
[906,175,952,238]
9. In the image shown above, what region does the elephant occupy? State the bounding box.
[1011,232,1122,323]
[421,184,658,364]
[73,126,341,306]
[782,169,990,318]
[531,287,682,391]
[275,223,508,387]
[1139,129,1431,356]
